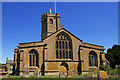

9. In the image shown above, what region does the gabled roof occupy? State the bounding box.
[18,28,103,48]
[42,28,83,42]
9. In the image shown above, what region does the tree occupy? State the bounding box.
[105,45,120,68]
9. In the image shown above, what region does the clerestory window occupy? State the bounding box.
[50,19,53,24]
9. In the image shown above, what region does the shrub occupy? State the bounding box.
[84,73,90,78]
[99,64,111,74]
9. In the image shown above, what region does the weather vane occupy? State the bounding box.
[55,0,56,13]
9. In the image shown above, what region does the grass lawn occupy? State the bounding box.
[1,74,119,80]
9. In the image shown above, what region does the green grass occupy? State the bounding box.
[8,75,23,78]
[39,75,59,78]
[1,74,119,80]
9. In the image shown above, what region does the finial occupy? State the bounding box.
[49,1,52,13]
[49,8,52,13]
[62,25,64,28]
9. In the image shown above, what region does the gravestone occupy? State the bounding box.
[68,70,78,77]
[34,69,40,78]
[98,71,109,80]
[59,72,65,78]
[23,68,29,78]
[68,71,72,78]
[73,69,78,76]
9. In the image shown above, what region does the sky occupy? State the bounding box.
[2,2,118,63]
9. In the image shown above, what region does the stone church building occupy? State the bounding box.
[13,10,109,76]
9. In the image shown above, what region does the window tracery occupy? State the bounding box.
[89,51,98,66]
[29,49,39,67]
[56,32,73,60]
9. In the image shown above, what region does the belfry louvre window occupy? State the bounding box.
[56,31,73,60]
[50,19,53,24]
[89,51,98,66]
[29,49,39,67]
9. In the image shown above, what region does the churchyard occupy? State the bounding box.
[1,64,120,80]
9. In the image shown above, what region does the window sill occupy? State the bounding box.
[89,66,98,68]
[28,66,38,68]
[56,59,72,61]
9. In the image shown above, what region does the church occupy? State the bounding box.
[13,8,109,76]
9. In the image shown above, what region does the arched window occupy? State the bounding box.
[89,51,97,66]
[56,32,73,60]
[29,49,39,67]
[50,19,53,24]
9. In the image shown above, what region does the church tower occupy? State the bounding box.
[41,9,61,40]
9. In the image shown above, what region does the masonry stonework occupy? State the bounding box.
[13,12,109,76]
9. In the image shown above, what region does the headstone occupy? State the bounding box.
[68,70,78,77]
[34,69,40,78]
[23,68,29,78]
[98,71,109,80]
[68,71,72,78]
[73,69,78,76]
[59,72,65,78]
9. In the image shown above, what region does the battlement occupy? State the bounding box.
[41,12,61,40]
[42,12,60,18]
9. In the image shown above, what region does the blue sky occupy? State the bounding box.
[2,2,118,63]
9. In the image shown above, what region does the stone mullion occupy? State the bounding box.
[92,56,93,66]
[96,56,97,66]
[61,50,63,59]
[90,56,91,66]
[93,55,95,66]
[92,55,94,66]
[66,41,68,59]
[64,41,66,59]
[33,54,34,66]
[64,40,66,59]
[31,54,33,66]
[93,56,95,66]
[67,41,70,59]
[58,50,59,59]
[64,50,66,59]
[90,55,92,66]
[61,40,62,49]
[67,41,69,49]
[58,40,60,59]
[29,54,32,66]
[34,54,36,66]
[92,55,93,66]
[61,40,63,59]
[67,50,69,59]
[60,41,61,49]
[29,54,30,66]
[65,40,67,58]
